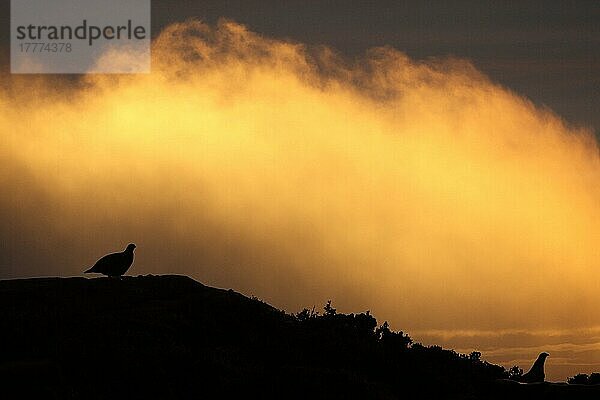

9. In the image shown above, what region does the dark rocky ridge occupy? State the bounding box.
[1,275,599,399]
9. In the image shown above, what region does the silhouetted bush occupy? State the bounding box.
[295,306,319,321]
[590,373,600,385]
[291,300,507,397]
[569,373,591,384]
[323,300,337,316]
[568,372,600,385]
[376,321,412,350]
[508,365,523,380]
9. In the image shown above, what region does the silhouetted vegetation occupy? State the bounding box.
[1,275,599,399]
[508,365,524,380]
[568,373,600,385]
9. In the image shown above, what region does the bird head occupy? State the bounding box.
[539,352,549,360]
[126,243,136,252]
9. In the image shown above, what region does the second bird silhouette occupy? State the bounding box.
[518,352,549,383]
[85,243,136,277]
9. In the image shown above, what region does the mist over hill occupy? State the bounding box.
[1,275,599,399]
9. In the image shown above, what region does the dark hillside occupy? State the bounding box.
[1,275,598,399]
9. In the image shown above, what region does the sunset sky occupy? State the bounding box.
[1,1,599,381]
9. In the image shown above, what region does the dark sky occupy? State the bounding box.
[1,0,598,136]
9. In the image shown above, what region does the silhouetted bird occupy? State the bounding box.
[84,244,136,277]
[519,352,549,383]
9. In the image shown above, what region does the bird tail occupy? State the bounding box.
[84,267,94,273]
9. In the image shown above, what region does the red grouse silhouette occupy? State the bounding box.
[518,352,549,383]
[85,244,136,277]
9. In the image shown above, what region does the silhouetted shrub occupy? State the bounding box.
[323,300,337,316]
[568,372,600,385]
[376,321,412,350]
[508,365,523,380]
[589,372,600,385]
[296,306,319,321]
[568,373,590,384]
